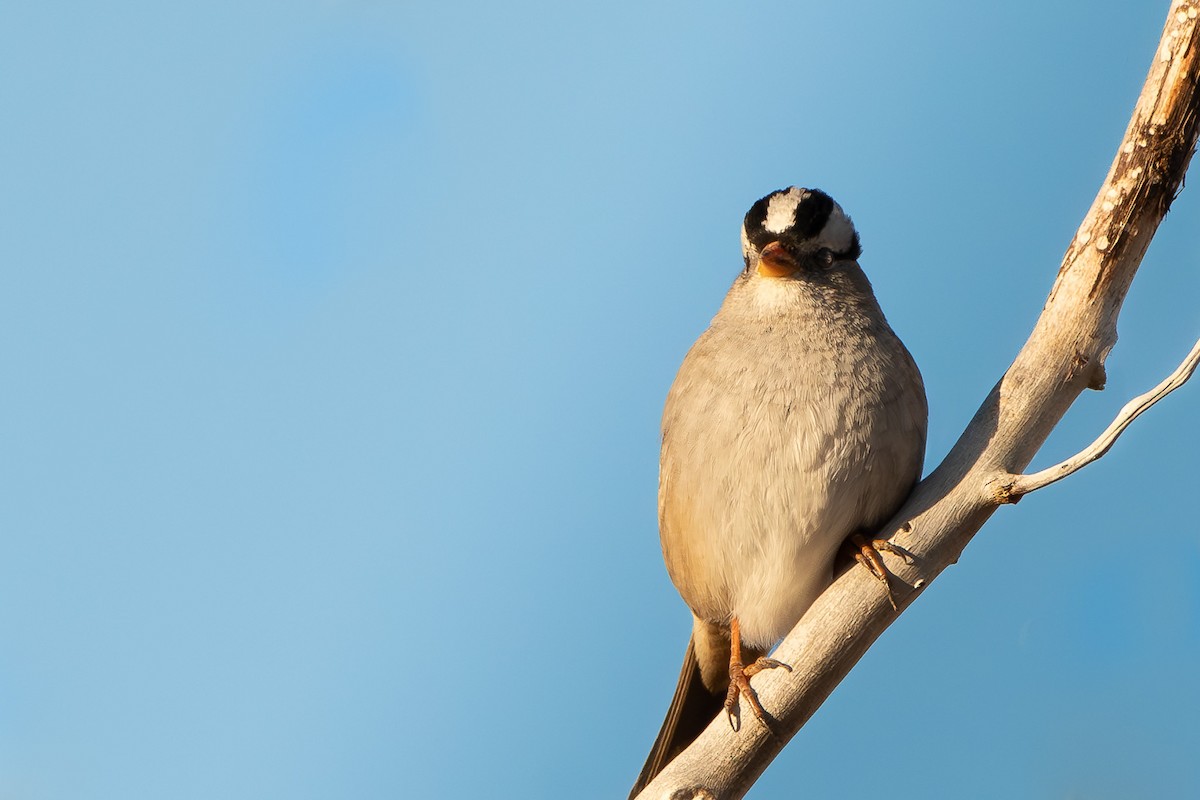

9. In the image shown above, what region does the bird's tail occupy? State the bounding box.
[628,638,724,798]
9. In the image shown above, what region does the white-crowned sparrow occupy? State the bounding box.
[631,187,928,796]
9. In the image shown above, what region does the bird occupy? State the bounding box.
[630,187,928,797]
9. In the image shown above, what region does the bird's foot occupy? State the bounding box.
[723,656,792,732]
[849,533,915,611]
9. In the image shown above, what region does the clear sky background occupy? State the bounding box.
[3,2,1198,798]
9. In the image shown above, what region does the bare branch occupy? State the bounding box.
[637,1,1200,797]
[990,335,1200,501]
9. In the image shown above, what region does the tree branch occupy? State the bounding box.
[989,335,1200,501]
[636,1,1200,797]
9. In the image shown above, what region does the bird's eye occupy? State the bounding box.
[817,248,835,268]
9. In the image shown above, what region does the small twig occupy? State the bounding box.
[992,335,1200,502]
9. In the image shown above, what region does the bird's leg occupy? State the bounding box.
[723,616,792,732]
[848,532,916,611]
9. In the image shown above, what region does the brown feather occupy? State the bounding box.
[628,638,724,798]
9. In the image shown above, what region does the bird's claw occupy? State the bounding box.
[850,533,915,611]
[723,656,790,733]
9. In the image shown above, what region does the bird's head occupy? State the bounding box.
[740,187,862,278]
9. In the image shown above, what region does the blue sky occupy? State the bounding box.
[2,2,1197,798]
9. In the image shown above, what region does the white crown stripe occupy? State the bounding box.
[763,189,804,234]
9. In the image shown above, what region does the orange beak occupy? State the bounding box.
[756,241,798,278]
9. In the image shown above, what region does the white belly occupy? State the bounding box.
[658,309,925,650]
